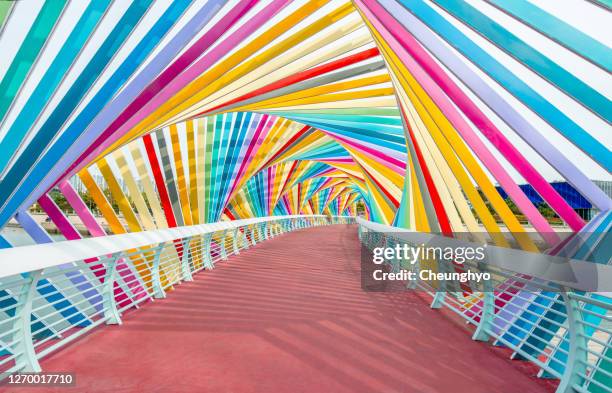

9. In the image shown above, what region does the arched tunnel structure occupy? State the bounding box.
[0,1,610,392]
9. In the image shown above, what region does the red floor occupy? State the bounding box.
[8,225,555,392]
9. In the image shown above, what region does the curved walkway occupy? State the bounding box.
[13,225,553,392]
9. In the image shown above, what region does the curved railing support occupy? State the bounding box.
[232,229,240,254]
[11,270,42,372]
[103,253,122,325]
[151,244,166,299]
[180,238,194,282]
[219,230,228,261]
[203,233,214,269]
[556,290,587,393]
[472,272,494,342]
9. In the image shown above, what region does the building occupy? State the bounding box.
[496,180,612,220]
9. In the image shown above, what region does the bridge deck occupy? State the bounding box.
[12,225,554,392]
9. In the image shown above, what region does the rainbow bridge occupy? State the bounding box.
[0,1,610,392]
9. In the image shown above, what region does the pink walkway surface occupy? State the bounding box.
[6,225,554,392]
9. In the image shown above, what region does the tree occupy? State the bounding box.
[49,189,73,214]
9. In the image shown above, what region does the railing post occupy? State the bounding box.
[430,292,445,309]
[11,270,43,372]
[241,228,250,249]
[219,230,228,261]
[203,233,214,269]
[430,255,456,309]
[180,238,194,282]
[103,253,122,325]
[151,244,166,299]
[472,266,494,341]
[556,290,587,393]
[407,257,419,290]
[232,228,240,254]
[249,226,257,245]
[263,222,269,240]
[430,262,446,309]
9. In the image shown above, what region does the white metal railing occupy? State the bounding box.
[0,215,355,375]
[357,217,611,393]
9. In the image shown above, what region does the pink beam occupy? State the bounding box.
[359,0,584,232]
[357,0,559,246]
